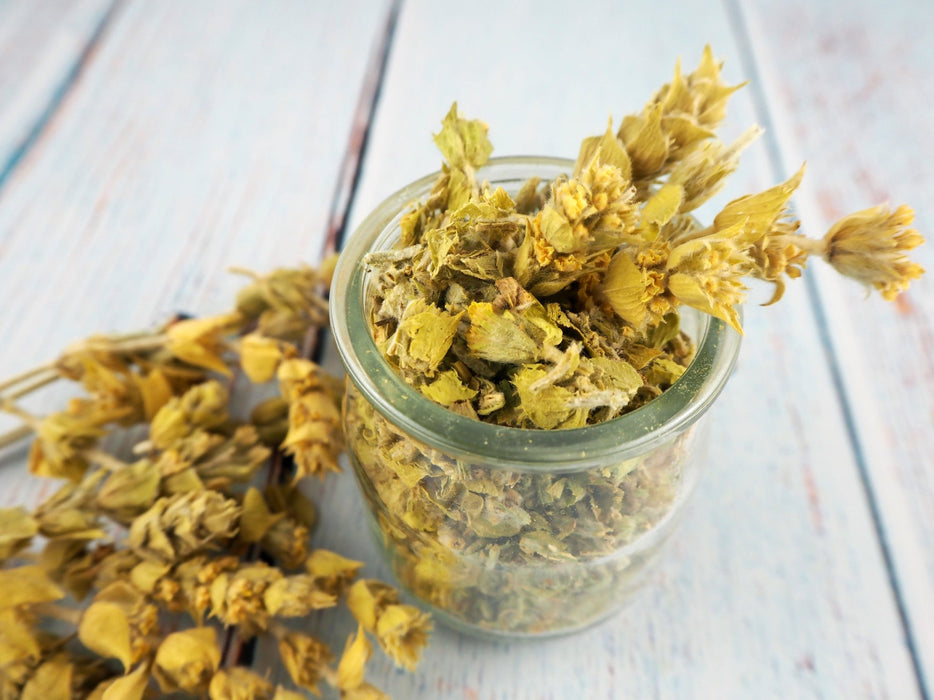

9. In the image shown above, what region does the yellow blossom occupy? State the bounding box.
[153,627,221,695]
[166,312,244,375]
[823,204,925,300]
[374,604,432,671]
[277,631,333,696]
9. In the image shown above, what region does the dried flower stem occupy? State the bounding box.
[0,423,33,450]
[67,333,169,356]
[0,372,61,401]
[85,447,129,471]
[0,362,57,394]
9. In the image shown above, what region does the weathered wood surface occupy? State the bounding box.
[1,0,931,698]
[0,0,389,498]
[0,0,115,182]
[739,1,934,693]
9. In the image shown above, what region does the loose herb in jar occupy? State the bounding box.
[332,47,924,635]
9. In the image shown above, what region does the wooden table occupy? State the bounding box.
[1,1,931,698]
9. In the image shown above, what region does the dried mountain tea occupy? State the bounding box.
[0,258,422,697]
[338,47,925,634]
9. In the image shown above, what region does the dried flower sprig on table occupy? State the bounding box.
[0,260,428,698]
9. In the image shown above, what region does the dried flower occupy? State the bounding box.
[263,575,336,617]
[346,579,400,632]
[336,624,371,692]
[78,582,158,670]
[305,549,364,597]
[278,359,343,480]
[240,333,299,383]
[209,563,283,633]
[166,312,244,375]
[0,508,38,562]
[209,667,274,700]
[149,380,230,449]
[153,626,221,695]
[823,204,925,299]
[277,631,333,696]
[128,491,240,563]
[374,604,432,671]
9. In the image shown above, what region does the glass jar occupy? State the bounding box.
[330,157,742,637]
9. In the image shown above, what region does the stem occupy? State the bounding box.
[0,362,57,394]
[0,423,33,450]
[0,400,41,428]
[1,372,60,401]
[63,334,169,359]
[228,266,261,281]
[85,447,129,471]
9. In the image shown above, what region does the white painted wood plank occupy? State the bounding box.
[0,0,389,506]
[0,0,114,177]
[308,0,921,697]
[739,0,934,692]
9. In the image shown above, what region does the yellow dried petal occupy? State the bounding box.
[824,203,925,300]
[432,102,493,170]
[0,565,65,608]
[241,334,298,383]
[21,655,73,700]
[0,507,38,561]
[209,667,274,700]
[619,104,669,177]
[346,579,399,632]
[80,601,134,670]
[640,183,684,230]
[601,251,651,328]
[131,368,175,421]
[374,604,432,671]
[100,660,151,700]
[336,624,371,691]
[153,627,221,694]
[166,312,243,375]
[713,165,804,243]
[278,632,333,696]
[239,487,285,543]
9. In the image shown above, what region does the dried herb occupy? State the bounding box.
[0,257,423,698]
[347,47,925,633]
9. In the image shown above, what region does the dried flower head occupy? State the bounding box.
[78,581,159,670]
[277,631,334,696]
[209,667,274,700]
[149,380,230,449]
[128,491,240,563]
[153,626,221,695]
[823,204,925,300]
[374,604,432,671]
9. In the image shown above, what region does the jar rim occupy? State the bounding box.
[330,156,742,470]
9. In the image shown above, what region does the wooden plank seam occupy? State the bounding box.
[225,0,404,671]
[0,0,124,193]
[723,1,929,698]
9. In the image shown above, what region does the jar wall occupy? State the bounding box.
[343,379,709,636]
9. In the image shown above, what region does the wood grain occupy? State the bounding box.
[737,1,934,693]
[0,0,389,503]
[0,0,116,182]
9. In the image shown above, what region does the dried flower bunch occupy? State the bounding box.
[365,48,923,428]
[0,262,430,698]
[343,47,925,634]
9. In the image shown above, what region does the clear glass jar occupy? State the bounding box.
[330,157,742,637]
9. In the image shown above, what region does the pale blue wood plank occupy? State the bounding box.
[738,0,934,693]
[0,0,390,506]
[0,0,116,186]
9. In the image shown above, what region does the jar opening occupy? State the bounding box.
[331,157,742,470]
